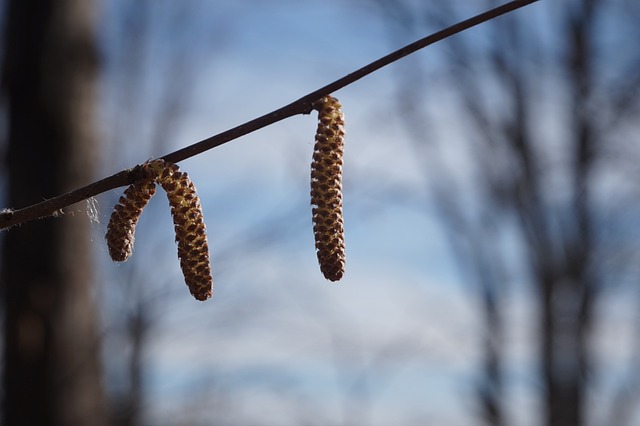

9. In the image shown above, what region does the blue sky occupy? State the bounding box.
[93,1,640,425]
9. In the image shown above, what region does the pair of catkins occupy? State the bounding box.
[105,96,346,301]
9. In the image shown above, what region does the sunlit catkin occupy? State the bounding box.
[146,159,213,301]
[310,95,346,281]
[106,179,156,262]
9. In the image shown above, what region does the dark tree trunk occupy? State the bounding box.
[1,1,106,425]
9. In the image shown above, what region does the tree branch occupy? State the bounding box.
[0,0,538,230]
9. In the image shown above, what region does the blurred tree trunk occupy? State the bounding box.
[1,1,106,425]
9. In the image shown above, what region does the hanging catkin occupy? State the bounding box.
[146,159,213,301]
[106,178,156,262]
[105,159,213,301]
[310,95,346,281]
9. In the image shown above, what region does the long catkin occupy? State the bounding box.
[310,95,346,281]
[146,160,213,301]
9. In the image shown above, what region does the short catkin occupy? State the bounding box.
[145,159,213,301]
[310,95,346,281]
[106,179,156,262]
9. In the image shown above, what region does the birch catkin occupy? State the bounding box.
[105,159,213,301]
[106,179,156,262]
[147,160,213,301]
[310,95,346,281]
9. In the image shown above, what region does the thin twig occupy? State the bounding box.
[0,0,538,230]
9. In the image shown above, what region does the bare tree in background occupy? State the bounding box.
[1,0,106,425]
[371,1,640,425]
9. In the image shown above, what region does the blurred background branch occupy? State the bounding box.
[369,0,640,425]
